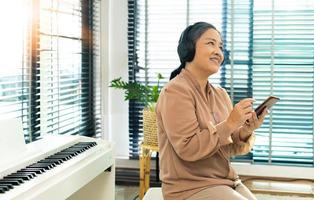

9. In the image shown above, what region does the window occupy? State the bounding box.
[0,0,101,142]
[0,0,32,141]
[128,0,314,166]
[253,0,314,165]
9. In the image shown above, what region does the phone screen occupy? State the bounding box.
[255,96,280,117]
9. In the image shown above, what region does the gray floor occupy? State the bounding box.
[115,185,138,200]
[115,185,314,200]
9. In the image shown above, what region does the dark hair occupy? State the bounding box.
[170,22,217,80]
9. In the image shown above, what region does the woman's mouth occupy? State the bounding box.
[209,57,220,64]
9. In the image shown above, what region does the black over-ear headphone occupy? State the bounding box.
[177,25,196,63]
[171,22,221,80]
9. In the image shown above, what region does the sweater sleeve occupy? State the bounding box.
[156,84,234,162]
[228,133,255,156]
[220,88,256,156]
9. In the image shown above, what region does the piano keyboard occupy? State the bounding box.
[0,142,97,194]
[0,135,114,200]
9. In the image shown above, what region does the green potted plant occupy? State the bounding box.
[109,73,164,146]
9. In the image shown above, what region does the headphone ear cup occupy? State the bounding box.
[177,29,195,63]
[178,42,188,63]
[185,41,195,62]
[178,26,195,62]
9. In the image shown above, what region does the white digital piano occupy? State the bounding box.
[0,132,115,200]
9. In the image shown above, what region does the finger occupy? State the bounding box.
[240,98,255,103]
[241,102,254,110]
[252,111,258,121]
[244,112,253,120]
[245,120,251,127]
[239,99,255,107]
[243,107,254,114]
[247,112,257,125]
[246,116,253,124]
[261,108,268,116]
[252,112,259,127]
[258,108,268,121]
[248,113,255,121]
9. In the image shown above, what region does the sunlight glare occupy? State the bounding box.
[0,0,30,75]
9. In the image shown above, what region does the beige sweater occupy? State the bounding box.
[156,69,255,200]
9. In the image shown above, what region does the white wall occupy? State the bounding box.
[101,0,129,158]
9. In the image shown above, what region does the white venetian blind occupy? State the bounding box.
[224,0,253,104]
[0,0,101,142]
[128,0,314,166]
[0,0,32,141]
[35,0,102,139]
[253,0,314,165]
[128,0,225,158]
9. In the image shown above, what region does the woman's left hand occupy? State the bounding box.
[244,108,268,132]
[239,108,268,141]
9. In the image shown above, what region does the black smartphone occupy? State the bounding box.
[255,96,280,117]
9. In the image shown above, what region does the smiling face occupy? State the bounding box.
[188,28,224,77]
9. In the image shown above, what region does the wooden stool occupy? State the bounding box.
[139,143,159,200]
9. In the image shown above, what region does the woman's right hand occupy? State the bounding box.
[226,98,255,130]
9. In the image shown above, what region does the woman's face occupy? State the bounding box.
[190,28,224,76]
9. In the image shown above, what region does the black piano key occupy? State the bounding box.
[74,142,96,148]
[75,147,89,151]
[72,145,88,149]
[5,174,31,181]
[63,150,82,154]
[0,184,11,190]
[59,151,79,155]
[66,146,87,150]
[77,149,86,153]
[48,155,72,161]
[0,180,20,186]
[54,151,75,156]
[28,163,56,170]
[61,146,84,151]
[66,147,87,151]
[51,157,70,161]
[0,183,13,189]
[0,185,9,192]
[14,172,37,179]
[55,152,78,157]
[50,153,70,157]
[0,187,7,193]
[0,183,14,193]
[23,167,44,171]
[28,163,49,168]
[39,158,63,165]
[2,177,24,184]
[18,168,45,174]
[74,148,87,152]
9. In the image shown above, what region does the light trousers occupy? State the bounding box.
[186,183,257,200]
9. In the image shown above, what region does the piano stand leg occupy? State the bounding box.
[67,166,115,200]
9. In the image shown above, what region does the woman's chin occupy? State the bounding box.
[208,65,220,74]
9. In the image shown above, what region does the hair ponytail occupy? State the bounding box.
[170,63,185,80]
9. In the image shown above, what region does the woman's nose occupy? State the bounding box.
[213,48,223,60]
